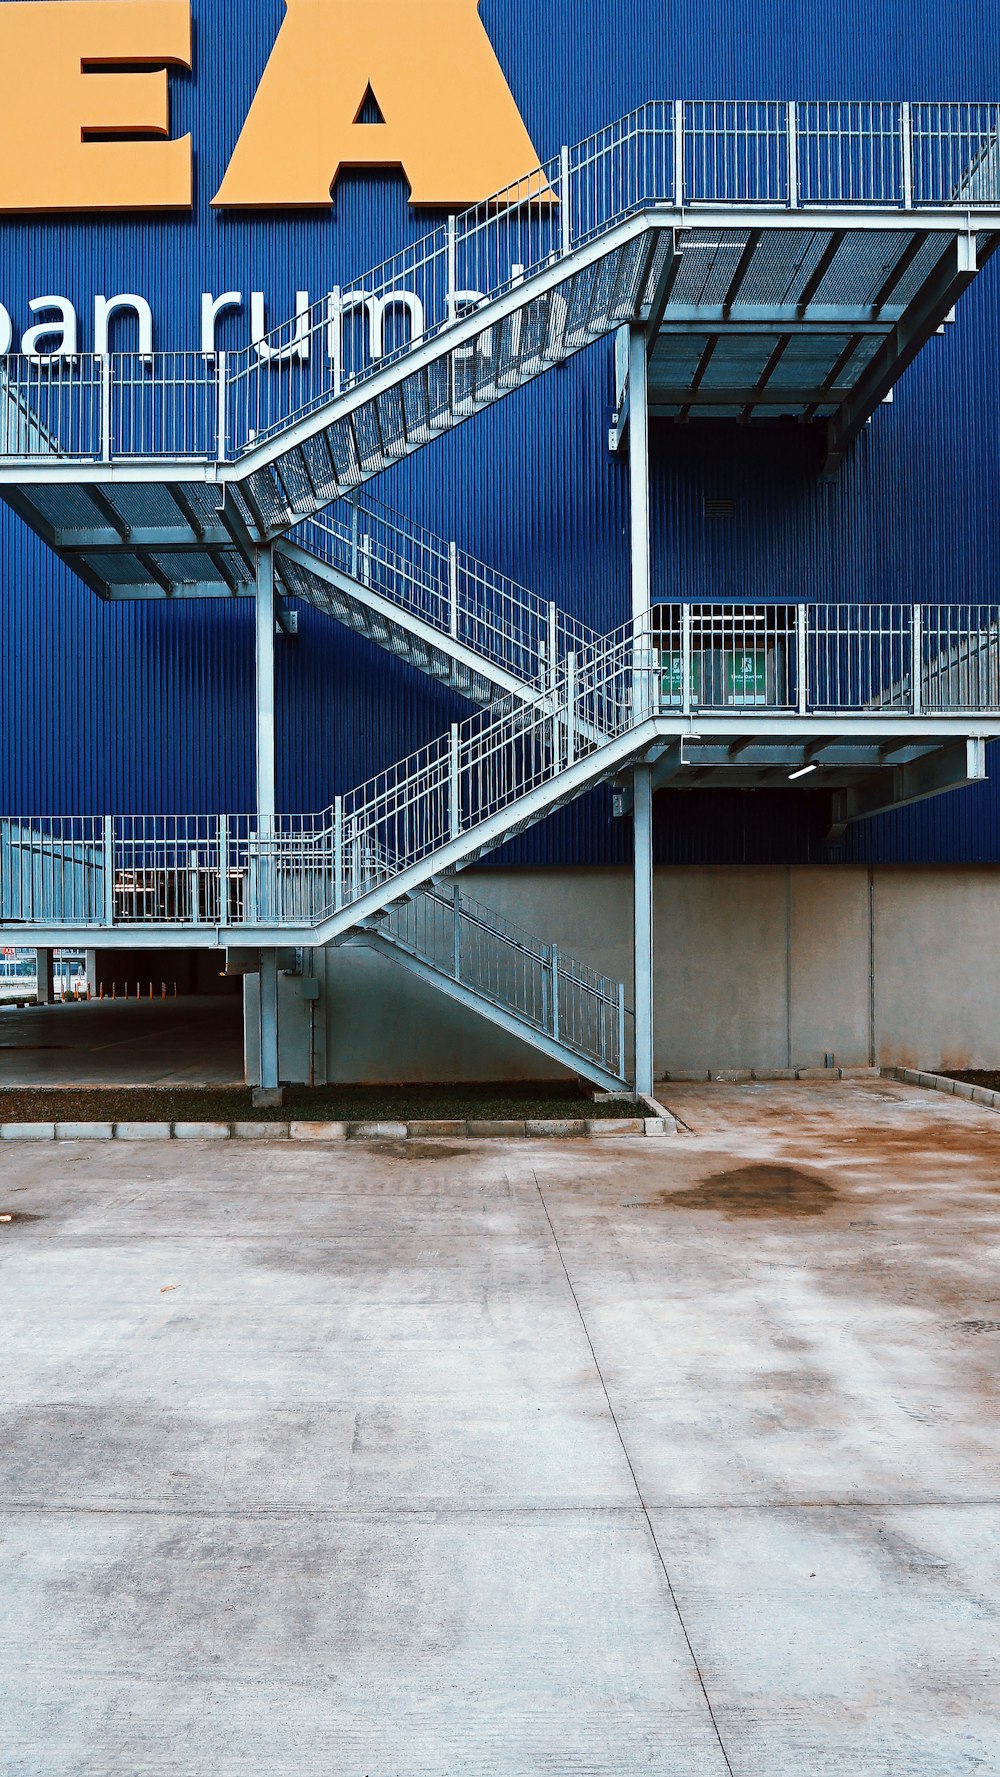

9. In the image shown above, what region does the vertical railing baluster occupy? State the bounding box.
[215,350,227,462]
[912,605,923,715]
[218,815,229,926]
[449,540,459,638]
[334,797,344,912]
[103,816,115,928]
[673,99,685,204]
[552,946,561,1042]
[797,605,809,715]
[450,724,462,840]
[787,100,798,208]
[900,101,913,209]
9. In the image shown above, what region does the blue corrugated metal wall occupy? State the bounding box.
[2,0,999,866]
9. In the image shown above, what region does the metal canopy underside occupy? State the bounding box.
[625,724,992,837]
[1,212,997,605]
[612,217,998,461]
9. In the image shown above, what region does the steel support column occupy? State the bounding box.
[255,544,277,830]
[629,324,655,1098]
[628,325,651,633]
[632,763,655,1098]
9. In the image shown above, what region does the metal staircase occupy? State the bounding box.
[348,878,630,1091]
[3,99,999,584]
[248,617,652,944]
[276,497,601,705]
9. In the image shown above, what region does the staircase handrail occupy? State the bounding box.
[2,101,998,465]
[290,497,601,692]
[375,878,631,1082]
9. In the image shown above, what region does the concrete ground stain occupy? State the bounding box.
[656,1162,838,1219]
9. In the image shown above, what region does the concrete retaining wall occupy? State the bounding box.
[242,864,1000,1083]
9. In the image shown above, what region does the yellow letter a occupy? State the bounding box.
[213,0,544,209]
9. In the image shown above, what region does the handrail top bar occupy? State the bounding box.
[242,94,1000,361]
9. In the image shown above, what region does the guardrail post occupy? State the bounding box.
[189,848,201,925]
[328,287,343,399]
[912,605,923,716]
[566,652,577,768]
[617,980,627,1079]
[334,797,344,912]
[560,145,572,255]
[797,605,809,715]
[551,946,561,1041]
[681,603,693,715]
[350,502,359,579]
[218,816,229,926]
[100,355,112,465]
[446,215,457,323]
[900,102,913,209]
[215,350,227,462]
[673,99,685,205]
[787,100,799,208]
[450,724,462,840]
[449,541,459,638]
[548,603,559,692]
[453,881,462,981]
[103,816,115,927]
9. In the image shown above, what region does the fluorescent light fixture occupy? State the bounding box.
[788,763,818,781]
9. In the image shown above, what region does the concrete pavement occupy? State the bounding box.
[0,995,243,1086]
[1,1078,998,1774]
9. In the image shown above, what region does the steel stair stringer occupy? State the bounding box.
[273,718,658,953]
[276,497,603,707]
[343,878,632,1093]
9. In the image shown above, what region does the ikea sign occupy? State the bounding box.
[0,0,544,212]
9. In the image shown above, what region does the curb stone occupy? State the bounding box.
[884,1067,1000,1110]
[0,1116,678,1144]
[289,1122,348,1142]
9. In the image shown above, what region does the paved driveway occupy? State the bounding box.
[2,1079,998,1774]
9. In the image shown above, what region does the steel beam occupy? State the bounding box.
[824,234,985,471]
[827,737,988,836]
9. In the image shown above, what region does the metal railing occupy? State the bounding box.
[289,497,600,692]
[376,880,629,1080]
[1,100,997,466]
[4,605,1000,933]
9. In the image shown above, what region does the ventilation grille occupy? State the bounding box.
[704,496,736,520]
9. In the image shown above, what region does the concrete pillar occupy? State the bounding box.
[85,949,98,998]
[253,949,283,1105]
[255,543,277,831]
[35,948,54,1004]
[633,764,655,1097]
